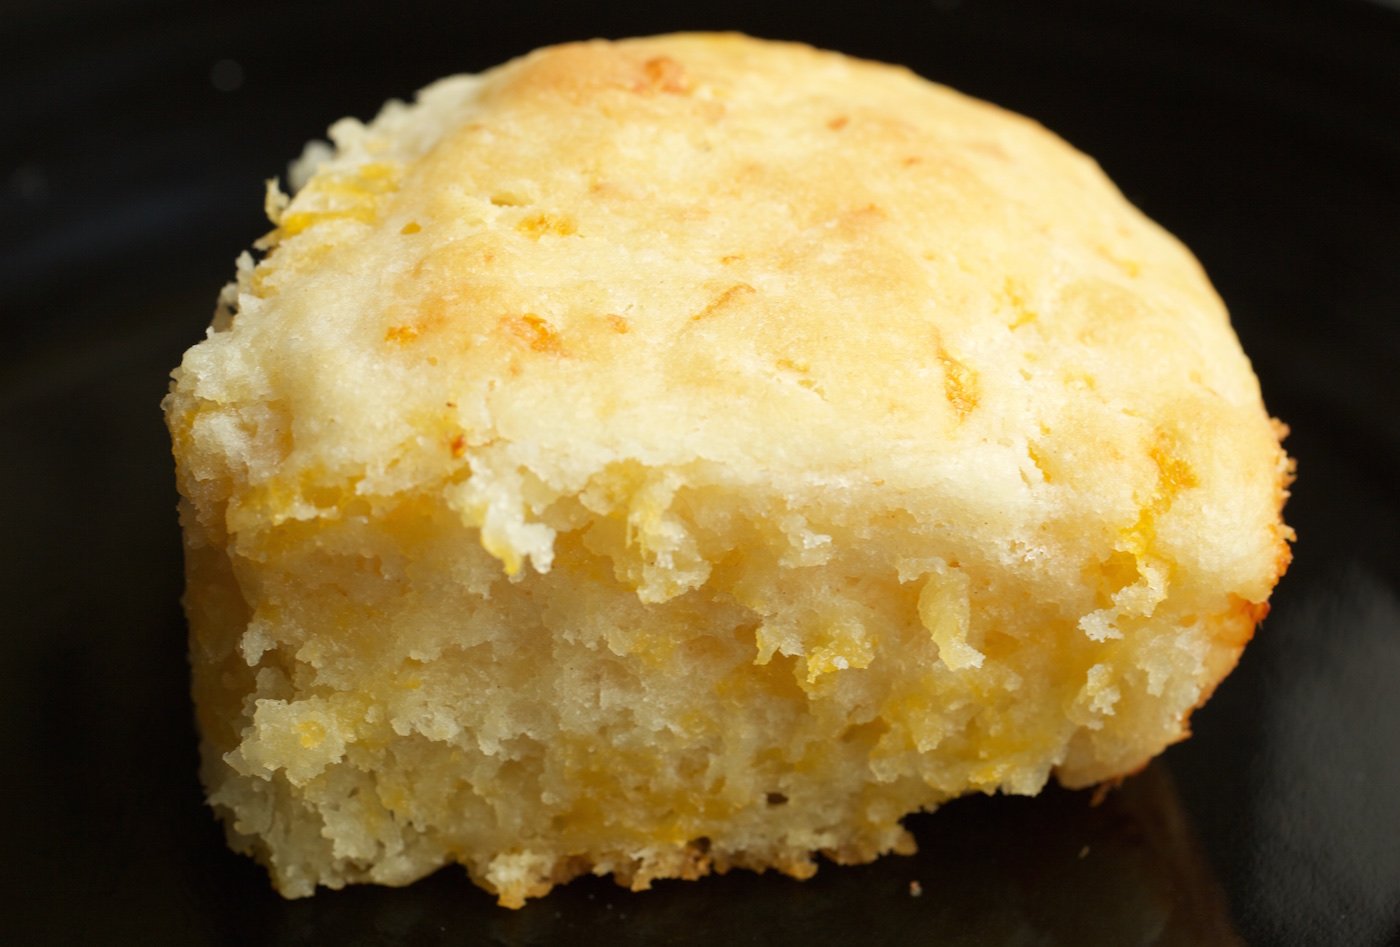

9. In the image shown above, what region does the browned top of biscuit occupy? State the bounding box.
[167,33,1290,602]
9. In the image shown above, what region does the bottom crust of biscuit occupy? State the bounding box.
[210,761,920,908]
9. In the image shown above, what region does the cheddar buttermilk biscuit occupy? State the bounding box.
[165,34,1292,906]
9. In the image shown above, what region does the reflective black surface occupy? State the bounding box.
[4,2,1399,944]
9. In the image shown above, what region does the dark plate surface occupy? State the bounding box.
[3,2,1399,944]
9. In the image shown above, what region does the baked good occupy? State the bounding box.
[164,33,1292,907]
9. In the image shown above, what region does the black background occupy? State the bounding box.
[3,1,1399,944]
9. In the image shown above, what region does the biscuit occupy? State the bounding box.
[164,33,1292,906]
